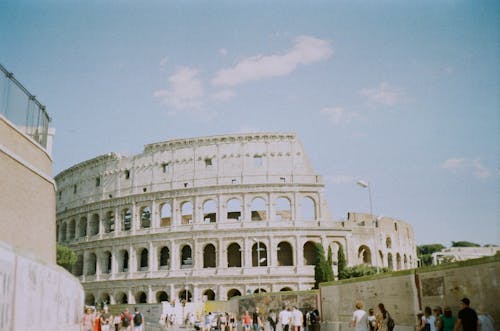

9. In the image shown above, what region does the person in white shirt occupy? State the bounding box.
[291,306,303,331]
[351,302,369,331]
[279,307,291,331]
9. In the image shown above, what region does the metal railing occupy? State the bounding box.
[0,63,51,149]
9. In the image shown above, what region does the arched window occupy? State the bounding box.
[119,250,129,272]
[89,214,99,235]
[303,241,317,265]
[156,291,169,303]
[203,200,217,223]
[403,254,408,269]
[275,197,291,221]
[78,217,87,237]
[85,293,95,306]
[179,289,192,302]
[135,292,147,304]
[102,251,112,274]
[358,245,372,265]
[139,248,149,270]
[227,198,242,221]
[68,219,76,240]
[254,288,266,294]
[100,293,111,305]
[252,242,268,266]
[227,289,241,299]
[86,253,97,275]
[74,254,84,276]
[181,201,193,224]
[300,197,316,220]
[159,247,170,269]
[140,206,151,228]
[251,197,266,221]
[387,253,393,270]
[117,292,128,304]
[227,243,242,267]
[60,222,67,242]
[160,203,172,226]
[181,245,192,268]
[122,208,132,231]
[203,244,216,268]
[280,287,292,292]
[277,242,293,266]
[104,211,114,233]
[386,237,392,249]
[203,289,216,301]
[396,253,402,271]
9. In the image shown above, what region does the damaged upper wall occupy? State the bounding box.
[55,132,322,212]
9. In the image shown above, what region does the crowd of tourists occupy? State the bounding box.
[81,306,144,331]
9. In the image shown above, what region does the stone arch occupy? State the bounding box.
[179,289,192,302]
[277,241,293,266]
[387,252,393,270]
[227,243,242,267]
[100,293,111,305]
[135,291,147,303]
[86,253,97,275]
[104,211,115,233]
[89,214,99,235]
[252,242,268,266]
[203,243,216,268]
[116,292,128,304]
[226,198,242,221]
[254,288,266,294]
[122,208,132,231]
[203,289,216,301]
[181,245,192,268]
[396,253,402,271]
[203,199,217,223]
[329,241,343,264]
[68,219,76,240]
[403,254,408,269]
[303,241,317,265]
[138,248,149,270]
[379,250,384,266]
[78,217,87,237]
[85,293,95,306]
[300,196,316,220]
[156,291,169,303]
[227,288,241,299]
[386,237,392,249]
[119,249,129,272]
[140,206,151,228]
[159,246,170,269]
[275,197,291,221]
[60,222,67,242]
[102,251,112,274]
[74,254,83,276]
[181,201,193,224]
[358,245,372,265]
[251,197,266,221]
[280,287,293,292]
[160,202,172,226]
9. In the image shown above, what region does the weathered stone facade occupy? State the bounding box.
[55,133,417,306]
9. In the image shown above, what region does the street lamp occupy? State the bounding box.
[356,180,380,274]
[252,238,267,293]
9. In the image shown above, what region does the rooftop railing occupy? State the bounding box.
[0,63,51,149]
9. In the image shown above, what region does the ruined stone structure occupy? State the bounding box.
[55,133,417,306]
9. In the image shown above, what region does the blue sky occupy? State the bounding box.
[1,1,498,246]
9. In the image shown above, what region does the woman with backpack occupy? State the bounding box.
[376,303,394,331]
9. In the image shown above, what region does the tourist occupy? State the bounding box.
[82,307,95,331]
[205,312,213,331]
[229,313,237,331]
[454,298,479,331]
[113,314,122,331]
[375,303,389,331]
[477,308,495,331]
[253,307,263,331]
[291,306,303,331]
[419,307,434,331]
[268,310,277,331]
[441,307,456,331]
[94,309,102,331]
[101,306,113,331]
[133,307,144,331]
[120,308,133,331]
[243,311,252,331]
[433,306,443,331]
[312,309,320,331]
[351,301,369,331]
[279,306,291,331]
[368,309,376,331]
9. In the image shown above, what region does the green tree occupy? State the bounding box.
[337,244,347,279]
[56,244,77,271]
[417,244,445,266]
[341,265,389,279]
[451,241,480,247]
[326,245,334,281]
[314,243,328,288]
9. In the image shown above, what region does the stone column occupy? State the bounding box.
[95,251,102,279]
[173,198,180,226]
[86,213,91,238]
[114,207,121,234]
[218,238,225,269]
[111,248,118,277]
[218,194,225,223]
[244,239,252,268]
[131,202,138,233]
[295,235,303,268]
[128,289,134,304]
[152,199,160,228]
[129,244,135,276]
[171,241,179,271]
[149,241,156,272]
[267,192,273,222]
[148,285,154,304]
[294,193,300,221]
[83,251,89,276]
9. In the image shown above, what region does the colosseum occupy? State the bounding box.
[55,132,417,306]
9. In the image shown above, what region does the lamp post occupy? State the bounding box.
[252,238,267,293]
[356,180,380,274]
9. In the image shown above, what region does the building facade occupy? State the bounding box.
[55,133,417,306]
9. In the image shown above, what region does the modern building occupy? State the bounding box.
[55,132,417,306]
[0,63,83,330]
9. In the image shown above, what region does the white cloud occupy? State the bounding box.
[210,89,236,102]
[159,56,168,68]
[320,106,358,124]
[440,157,491,179]
[211,35,333,87]
[153,66,204,112]
[219,48,228,56]
[360,82,406,106]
